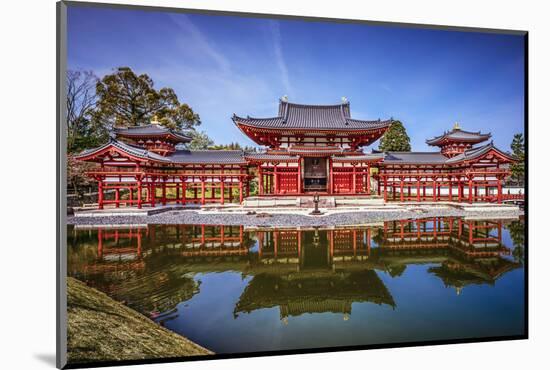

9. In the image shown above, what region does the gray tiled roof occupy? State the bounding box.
[426,128,491,146]
[332,153,385,162]
[75,139,172,162]
[233,101,392,130]
[445,142,514,164]
[244,153,300,162]
[382,143,515,166]
[382,152,448,165]
[76,140,246,165]
[169,150,247,165]
[114,124,192,142]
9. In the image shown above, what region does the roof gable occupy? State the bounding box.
[233,100,392,131]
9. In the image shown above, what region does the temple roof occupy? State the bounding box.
[76,139,247,165]
[332,153,385,162]
[169,150,247,165]
[426,126,491,146]
[114,124,192,143]
[234,270,396,317]
[382,152,448,165]
[233,100,392,131]
[445,142,515,164]
[243,153,300,162]
[382,142,515,165]
[75,138,172,163]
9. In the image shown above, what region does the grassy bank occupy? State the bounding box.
[67,277,212,365]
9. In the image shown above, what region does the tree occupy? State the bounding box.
[378,120,411,152]
[66,70,99,152]
[509,133,525,186]
[67,153,96,197]
[505,220,525,265]
[187,130,214,150]
[93,67,201,130]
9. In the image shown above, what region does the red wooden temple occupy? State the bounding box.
[76,99,517,208]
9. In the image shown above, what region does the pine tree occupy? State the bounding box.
[378,120,411,152]
[509,133,525,186]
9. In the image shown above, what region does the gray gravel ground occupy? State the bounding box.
[68,208,522,227]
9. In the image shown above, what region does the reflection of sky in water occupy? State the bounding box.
[67,218,525,354]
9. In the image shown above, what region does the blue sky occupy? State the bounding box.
[67,5,525,151]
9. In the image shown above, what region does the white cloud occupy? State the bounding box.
[268,20,293,97]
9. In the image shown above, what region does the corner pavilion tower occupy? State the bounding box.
[233,98,392,195]
[377,122,515,203]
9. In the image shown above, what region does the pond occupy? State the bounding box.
[67,217,525,354]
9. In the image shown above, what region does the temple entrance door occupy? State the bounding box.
[303,157,327,192]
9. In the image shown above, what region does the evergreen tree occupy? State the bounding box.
[93,67,201,130]
[187,130,214,150]
[378,120,411,152]
[509,133,525,186]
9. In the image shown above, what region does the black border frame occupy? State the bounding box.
[56,1,529,368]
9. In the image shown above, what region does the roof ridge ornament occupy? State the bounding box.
[151,115,160,125]
[341,96,348,104]
[281,95,289,102]
[453,122,461,130]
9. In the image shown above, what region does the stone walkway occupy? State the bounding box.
[68,203,522,228]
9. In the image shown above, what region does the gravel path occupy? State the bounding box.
[68,208,522,227]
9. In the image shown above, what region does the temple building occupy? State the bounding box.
[377,123,515,203]
[75,98,517,208]
[233,98,391,195]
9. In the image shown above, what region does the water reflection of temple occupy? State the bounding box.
[69,225,252,315]
[376,218,520,292]
[67,218,521,321]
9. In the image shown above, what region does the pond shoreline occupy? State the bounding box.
[67,277,212,365]
[68,206,522,227]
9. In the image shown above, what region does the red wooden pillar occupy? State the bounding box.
[297,159,303,194]
[457,178,462,202]
[383,177,388,202]
[366,164,371,195]
[273,164,279,194]
[115,188,120,208]
[352,164,357,194]
[497,176,502,204]
[161,179,167,206]
[432,180,436,201]
[98,179,104,209]
[151,181,156,207]
[416,177,421,202]
[181,178,186,205]
[137,179,142,209]
[448,177,453,201]
[468,178,473,203]
[201,177,206,205]
[258,166,264,195]
[175,182,180,204]
[220,178,225,205]
[239,178,244,204]
[399,177,404,202]
[328,158,333,194]
[129,186,133,205]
